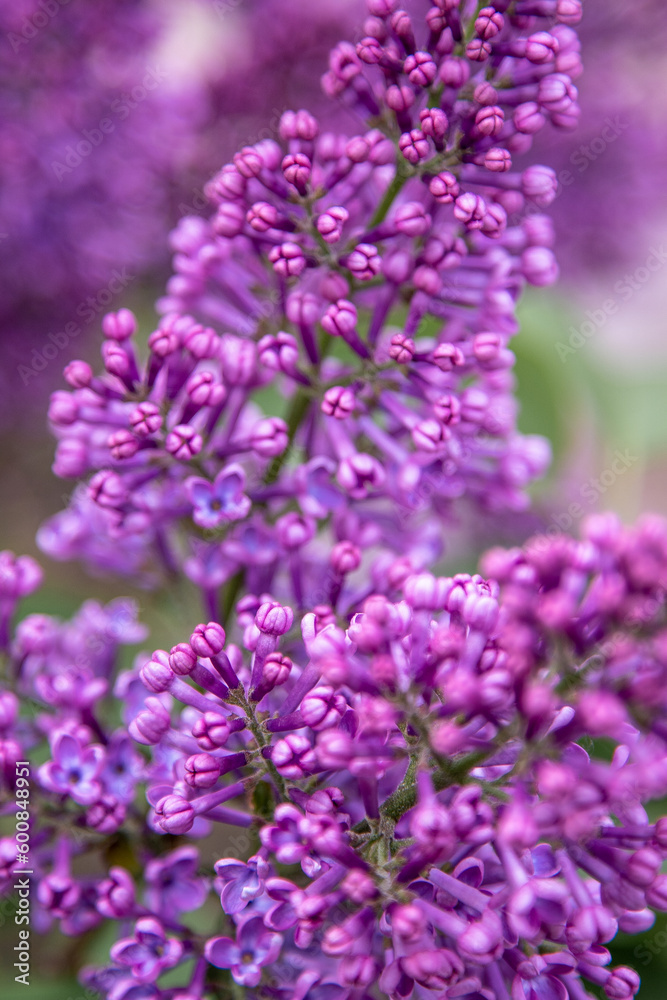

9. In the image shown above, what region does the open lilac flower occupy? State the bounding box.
[186,464,252,529]
[144,846,208,915]
[38,733,105,806]
[110,917,183,983]
[214,854,270,914]
[205,915,282,986]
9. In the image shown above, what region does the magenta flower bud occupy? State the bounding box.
[389,333,415,364]
[192,712,231,750]
[190,622,226,658]
[0,691,18,730]
[220,336,257,385]
[331,540,361,575]
[322,385,356,419]
[431,343,465,372]
[419,108,448,142]
[475,7,503,39]
[466,38,491,61]
[261,652,292,689]
[394,202,431,237]
[251,417,289,458]
[475,105,504,137]
[282,152,311,195]
[148,326,178,358]
[367,0,396,16]
[473,332,503,365]
[63,359,93,388]
[556,0,582,25]
[247,201,280,233]
[53,439,88,478]
[645,874,667,910]
[286,290,320,326]
[404,51,436,87]
[522,165,558,206]
[322,299,358,338]
[429,171,460,203]
[258,332,299,374]
[165,425,203,461]
[386,85,415,114]
[439,55,469,88]
[108,429,139,461]
[521,246,559,285]
[185,753,221,789]
[207,163,246,202]
[337,452,386,498]
[97,867,136,919]
[454,192,487,229]
[255,602,294,637]
[523,214,555,247]
[157,795,195,835]
[567,906,618,953]
[213,202,246,238]
[184,324,218,359]
[272,733,316,778]
[484,147,512,172]
[186,370,226,408]
[604,967,640,1000]
[169,643,197,676]
[130,401,162,437]
[398,129,430,165]
[48,391,78,426]
[345,243,381,281]
[525,31,559,64]
[392,903,426,943]
[433,394,461,425]
[102,341,132,379]
[277,512,315,550]
[102,308,136,341]
[233,146,263,178]
[357,37,384,64]
[316,729,353,768]
[514,102,546,134]
[268,242,307,278]
[316,207,349,244]
[89,469,126,509]
[345,135,371,162]
[279,109,319,141]
[129,697,171,745]
[141,650,174,693]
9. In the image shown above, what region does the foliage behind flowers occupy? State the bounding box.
[3,2,667,1000]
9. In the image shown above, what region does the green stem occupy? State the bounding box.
[369,169,410,227]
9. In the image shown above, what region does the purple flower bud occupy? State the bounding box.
[102,308,136,341]
[233,146,263,178]
[521,246,559,285]
[269,242,307,278]
[404,51,437,87]
[129,697,171,745]
[97,867,136,919]
[141,651,175,693]
[251,417,289,458]
[213,202,246,238]
[357,37,384,65]
[525,31,559,64]
[282,152,311,195]
[186,370,226,408]
[272,733,316,778]
[63,360,93,388]
[475,105,504,137]
[168,643,197,676]
[337,452,386,498]
[345,243,381,281]
[557,0,582,25]
[439,55,470,87]
[604,967,640,1000]
[185,753,221,789]
[522,165,558,206]
[567,905,618,953]
[431,343,465,371]
[192,712,231,750]
[255,602,294,636]
[419,108,448,141]
[514,102,546,134]
[466,38,491,61]
[484,147,512,172]
[457,910,504,964]
[89,470,126,509]
[279,109,319,141]
[412,418,449,452]
[429,171,460,203]
[398,129,430,165]
[317,207,349,244]
[475,7,504,39]
[157,794,195,834]
[454,192,487,229]
[208,163,246,202]
[165,424,203,461]
[191,622,226,658]
[130,401,162,437]
[386,85,415,113]
[322,386,356,419]
[108,429,139,461]
[247,201,280,232]
[48,392,78,426]
[322,299,358,338]
[389,333,415,363]
[395,202,431,237]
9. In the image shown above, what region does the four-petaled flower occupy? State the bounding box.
[214,853,270,914]
[110,916,183,983]
[145,846,208,915]
[205,915,282,986]
[185,464,251,529]
[38,732,105,805]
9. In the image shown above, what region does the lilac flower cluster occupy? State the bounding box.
[39,0,584,605]
[69,510,666,1000]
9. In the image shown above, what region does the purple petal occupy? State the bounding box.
[205,936,240,969]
